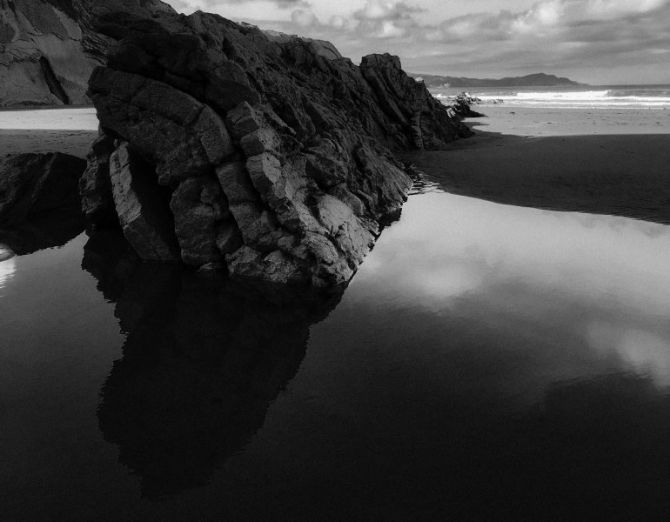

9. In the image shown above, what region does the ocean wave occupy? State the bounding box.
[512,90,610,100]
[474,90,670,108]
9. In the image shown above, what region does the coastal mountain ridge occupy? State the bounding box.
[412,72,584,88]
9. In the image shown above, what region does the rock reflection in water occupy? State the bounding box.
[0,208,84,256]
[82,232,342,499]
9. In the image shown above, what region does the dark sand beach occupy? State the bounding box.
[0,129,98,157]
[408,106,670,224]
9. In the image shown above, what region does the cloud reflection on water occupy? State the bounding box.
[358,190,670,383]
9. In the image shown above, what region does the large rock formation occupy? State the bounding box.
[83,9,471,287]
[0,0,174,106]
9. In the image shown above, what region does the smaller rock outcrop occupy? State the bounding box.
[0,152,86,224]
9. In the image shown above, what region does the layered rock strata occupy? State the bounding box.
[84,10,471,287]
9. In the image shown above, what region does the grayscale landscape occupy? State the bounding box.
[2,0,670,520]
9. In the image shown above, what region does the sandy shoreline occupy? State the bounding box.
[0,130,98,157]
[406,107,670,225]
[460,105,670,136]
[1,106,670,226]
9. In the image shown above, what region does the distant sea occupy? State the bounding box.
[431,84,670,109]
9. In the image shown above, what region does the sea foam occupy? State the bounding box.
[477,89,670,108]
[434,85,670,109]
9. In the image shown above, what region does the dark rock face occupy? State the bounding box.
[0,152,86,224]
[84,9,471,287]
[108,142,181,262]
[359,54,466,150]
[0,0,174,106]
[79,134,117,225]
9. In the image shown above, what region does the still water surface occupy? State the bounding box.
[2,185,670,521]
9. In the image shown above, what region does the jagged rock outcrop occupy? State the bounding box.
[0,152,85,224]
[0,0,174,106]
[84,9,471,287]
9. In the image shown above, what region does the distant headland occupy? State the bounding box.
[411,72,584,88]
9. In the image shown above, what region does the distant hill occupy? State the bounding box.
[412,72,584,88]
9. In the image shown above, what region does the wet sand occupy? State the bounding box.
[0,130,98,157]
[462,105,670,136]
[406,107,670,225]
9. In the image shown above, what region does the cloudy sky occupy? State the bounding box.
[165,0,670,84]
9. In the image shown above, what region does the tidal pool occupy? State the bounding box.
[3,186,670,521]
